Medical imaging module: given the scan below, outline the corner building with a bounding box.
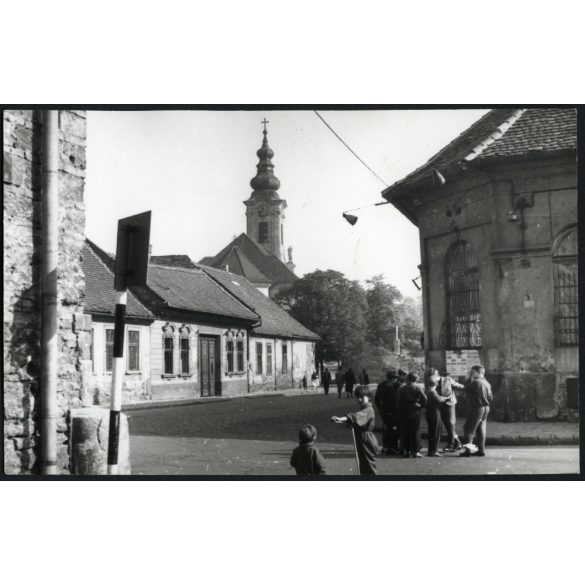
[383,108,578,422]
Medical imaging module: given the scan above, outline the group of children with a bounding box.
[290,365,493,475]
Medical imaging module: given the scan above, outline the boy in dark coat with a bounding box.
[397,372,427,458]
[374,369,400,454]
[332,385,379,475]
[290,424,327,475]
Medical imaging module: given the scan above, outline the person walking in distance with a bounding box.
[322,367,332,395]
[397,372,427,458]
[331,385,379,475]
[374,369,400,455]
[345,367,357,398]
[460,365,493,457]
[335,366,345,398]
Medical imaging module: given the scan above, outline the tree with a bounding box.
[364,274,403,348]
[275,270,367,367]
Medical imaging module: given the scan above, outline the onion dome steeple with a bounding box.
[249,119,281,199]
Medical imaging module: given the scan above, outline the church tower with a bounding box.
[244,119,287,261]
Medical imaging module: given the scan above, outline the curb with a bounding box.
[122,388,320,412]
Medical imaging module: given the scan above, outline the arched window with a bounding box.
[179,325,191,374]
[162,323,175,375]
[445,240,482,349]
[553,226,578,346]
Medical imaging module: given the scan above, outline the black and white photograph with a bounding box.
[3,106,580,478]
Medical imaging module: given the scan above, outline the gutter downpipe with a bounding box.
[40,110,59,475]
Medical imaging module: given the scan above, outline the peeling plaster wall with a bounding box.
[415,157,578,421]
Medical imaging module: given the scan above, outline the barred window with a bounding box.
[553,226,578,346]
[256,342,263,374]
[282,342,288,374]
[127,330,140,371]
[266,343,273,375]
[445,240,482,349]
[180,326,191,374]
[105,329,114,373]
[163,324,175,375]
[236,338,244,372]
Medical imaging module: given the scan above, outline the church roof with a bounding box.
[200,264,320,340]
[382,108,577,201]
[199,233,297,286]
[82,240,154,320]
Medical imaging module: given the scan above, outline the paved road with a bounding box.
[128,393,580,476]
[131,435,579,476]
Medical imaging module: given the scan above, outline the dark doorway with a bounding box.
[200,336,220,397]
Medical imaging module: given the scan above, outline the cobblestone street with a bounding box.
[127,393,580,475]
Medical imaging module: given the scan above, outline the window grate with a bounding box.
[445,241,482,349]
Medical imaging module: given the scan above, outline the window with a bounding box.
[163,324,175,375]
[226,339,235,373]
[256,342,263,374]
[266,343,273,375]
[127,330,140,371]
[282,342,288,373]
[259,222,269,243]
[105,329,114,372]
[180,326,191,374]
[553,226,578,346]
[236,339,244,372]
[444,240,482,349]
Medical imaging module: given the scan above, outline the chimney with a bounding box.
[221,264,230,272]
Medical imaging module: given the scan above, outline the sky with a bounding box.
[84,109,489,297]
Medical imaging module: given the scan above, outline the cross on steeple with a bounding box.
[261,118,269,133]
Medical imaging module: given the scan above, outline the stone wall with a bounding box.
[4,110,89,474]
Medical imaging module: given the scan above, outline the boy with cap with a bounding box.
[290,424,327,475]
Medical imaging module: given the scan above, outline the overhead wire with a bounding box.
[313,110,390,188]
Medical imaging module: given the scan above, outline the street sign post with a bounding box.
[107,211,151,475]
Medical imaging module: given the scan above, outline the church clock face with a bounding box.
[258,205,269,217]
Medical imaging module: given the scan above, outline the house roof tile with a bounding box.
[200,264,319,340]
[83,240,155,320]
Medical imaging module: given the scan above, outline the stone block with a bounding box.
[70,407,131,475]
[59,111,87,140]
[73,312,92,332]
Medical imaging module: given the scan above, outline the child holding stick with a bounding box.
[331,385,379,475]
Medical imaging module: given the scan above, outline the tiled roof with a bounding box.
[383,108,577,199]
[82,240,154,320]
[150,255,197,269]
[200,264,320,340]
[146,264,259,321]
[478,108,576,159]
[199,233,297,285]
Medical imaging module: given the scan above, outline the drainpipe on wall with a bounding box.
[40,110,59,475]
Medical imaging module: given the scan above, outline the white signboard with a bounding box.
[444,350,480,377]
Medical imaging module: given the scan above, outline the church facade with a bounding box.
[383,108,578,422]
[199,122,297,299]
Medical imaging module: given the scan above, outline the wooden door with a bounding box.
[200,337,220,397]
